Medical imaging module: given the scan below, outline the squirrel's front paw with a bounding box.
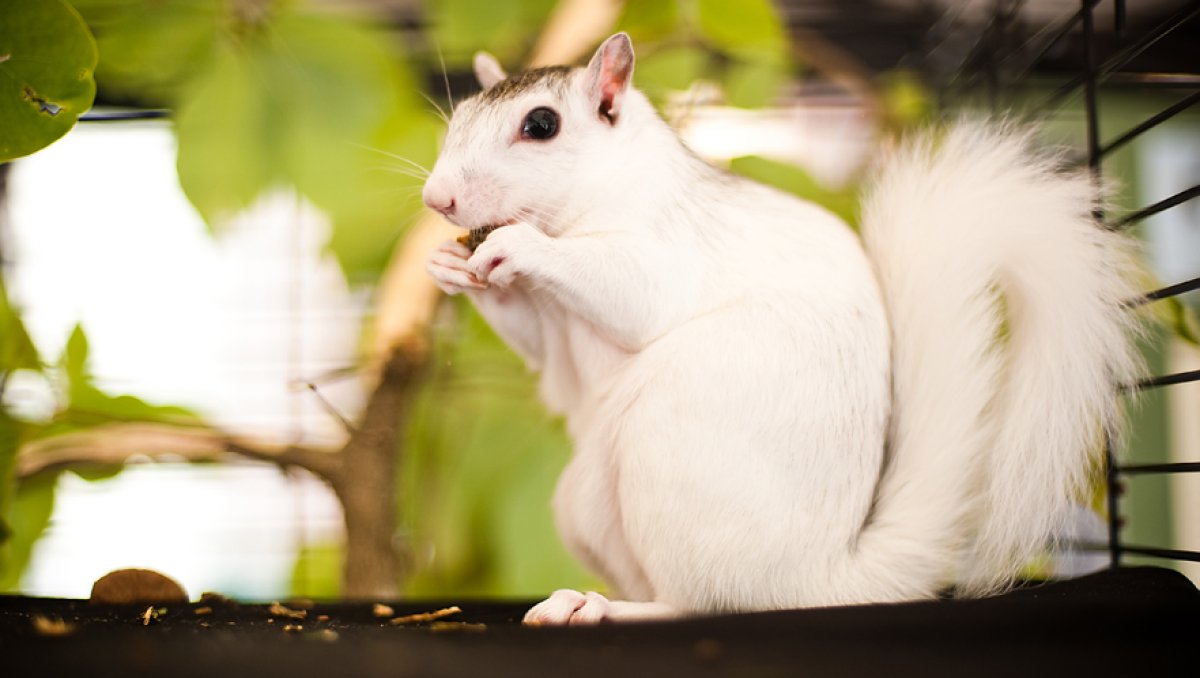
[467,222,549,288]
[426,240,487,295]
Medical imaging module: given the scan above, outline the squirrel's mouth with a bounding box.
[456,216,520,252]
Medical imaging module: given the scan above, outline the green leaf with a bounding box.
[0,411,22,544]
[0,0,98,161]
[402,300,597,597]
[75,0,221,103]
[634,46,708,98]
[173,9,432,278]
[174,41,278,224]
[52,324,199,430]
[69,465,124,482]
[290,541,343,599]
[724,54,787,108]
[1158,296,1200,346]
[695,0,786,58]
[0,472,58,592]
[880,69,934,130]
[427,0,557,67]
[731,155,861,228]
[62,323,89,389]
[617,0,681,44]
[0,277,40,372]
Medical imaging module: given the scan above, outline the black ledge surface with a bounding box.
[2,566,1196,677]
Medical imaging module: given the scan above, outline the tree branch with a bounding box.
[15,422,341,483]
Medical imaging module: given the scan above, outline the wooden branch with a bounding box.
[15,423,341,483]
[368,213,459,367]
[333,345,426,598]
[529,0,623,66]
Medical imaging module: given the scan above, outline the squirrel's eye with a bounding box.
[521,107,559,141]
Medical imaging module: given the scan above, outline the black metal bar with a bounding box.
[1119,461,1200,475]
[1139,276,1200,304]
[1079,0,1121,570]
[1002,7,1084,75]
[1119,545,1200,563]
[79,110,170,122]
[1044,1,1200,106]
[1105,434,1122,569]
[1100,90,1200,157]
[1106,72,1200,87]
[1110,184,1200,229]
[1134,369,1200,391]
[1082,0,1102,176]
[1097,1,1200,78]
[1074,542,1200,563]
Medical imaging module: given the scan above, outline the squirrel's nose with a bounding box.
[423,186,457,217]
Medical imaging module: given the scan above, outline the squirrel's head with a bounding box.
[422,33,640,235]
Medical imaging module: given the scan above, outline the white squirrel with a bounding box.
[423,33,1143,625]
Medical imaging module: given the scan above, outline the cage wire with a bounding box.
[939,0,1200,568]
[1076,0,1200,569]
[71,0,1200,575]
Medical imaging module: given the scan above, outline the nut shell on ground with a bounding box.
[89,568,188,605]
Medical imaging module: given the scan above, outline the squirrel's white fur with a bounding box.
[423,34,1143,624]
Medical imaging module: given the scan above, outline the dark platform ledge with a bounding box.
[2,567,1196,677]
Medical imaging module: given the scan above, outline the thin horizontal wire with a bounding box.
[80,110,170,122]
[1133,369,1200,391]
[1100,89,1200,156]
[1138,276,1200,304]
[1103,73,1200,87]
[1073,542,1200,563]
[1119,461,1200,475]
[1096,0,1200,75]
[1109,184,1200,229]
[1117,545,1200,563]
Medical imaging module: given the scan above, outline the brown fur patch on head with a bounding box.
[478,65,575,103]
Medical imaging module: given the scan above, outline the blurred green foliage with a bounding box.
[1,268,198,590]
[73,0,439,281]
[428,0,558,67]
[0,0,97,161]
[618,0,790,108]
[0,277,47,588]
[731,156,860,228]
[400,299,599,598]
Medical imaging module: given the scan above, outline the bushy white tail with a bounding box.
[859,121,1143,596]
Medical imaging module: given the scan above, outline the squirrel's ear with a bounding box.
[473,52,507,90]
[584,32,634,125]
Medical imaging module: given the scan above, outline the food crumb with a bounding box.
[32,615,75,637]
[316,614,330,622]
[268,602,307,620]
[389,606,462,626]
[372,603,394,618]
[193,607,212,616]
[283,624,303,633]
[198,592,235,606]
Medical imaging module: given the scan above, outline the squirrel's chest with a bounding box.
[531,289,629,416]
